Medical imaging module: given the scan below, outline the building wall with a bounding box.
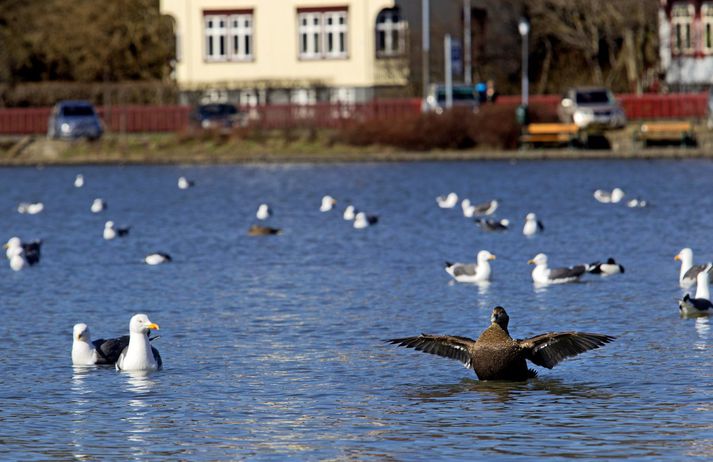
[161,0,407,100]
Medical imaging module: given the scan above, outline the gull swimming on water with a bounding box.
[444,250,496,283]
[522,213,544,236]
[103,221,130,240]
[115,314,163,372]
[256,204,272,220]
[17,202,44,214]
[178,176,195,189]
[679,264,713,316]
[72,323,159,366]
[436,193,458,209]
[74,174,84,188]
[320,195,336,212]
[675,248,713,288]
[593,188,625,204]
[353,212,378,229]
[529,253,591,284]
[144,252,172,265]
[91,198,106,213]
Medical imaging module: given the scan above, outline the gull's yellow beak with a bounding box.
[674,254,681,261]
[489,254,496,260]
[146,323,160,330]
[528,259,535,265]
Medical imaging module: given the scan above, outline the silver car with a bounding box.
[557,87,626,130]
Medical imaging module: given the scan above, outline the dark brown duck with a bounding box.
[387,306,614,381]
[248,225,282,236]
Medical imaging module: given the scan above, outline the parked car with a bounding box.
[557,87,627,130]
[423,83,479,114]
[190,103,248,130]
[47,100,104,140]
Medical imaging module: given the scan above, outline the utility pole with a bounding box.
[463,0,471,84]
[421,0,430,110]
[445,34,453,109]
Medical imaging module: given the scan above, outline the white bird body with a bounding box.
[5,237,21,259]
[320,195,336,212]
[523,213,543,236]
[144,253,171,265]
[256,204,271,220]
[74,174,84,188]
[529,253,587,285]
[696,268,710,300]
[611,188,625,203]
[9,251,26,271]
[445,250,496,283]
[594,188,625,204]
[343,205,356,220]
[437,192,458,209]
[178,176,194,189]
[103,221,116,240]
[116,314,161,372]
[461,199,476,218]
[18,202,44,214]
[353,212,378,229]
[72,323,98,366]
[91,199,106,213]
[627,198,647,208]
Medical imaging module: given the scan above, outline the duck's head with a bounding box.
[490,306,509,329]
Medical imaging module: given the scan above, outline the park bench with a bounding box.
[634,121,696,148]
[519,123,581,148]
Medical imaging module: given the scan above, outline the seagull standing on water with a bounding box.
[115,314,162,372]
[387,306,615,381]
[444,250,496,283]
[523,213,544,236]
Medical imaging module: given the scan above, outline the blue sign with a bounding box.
[451,40,463,78]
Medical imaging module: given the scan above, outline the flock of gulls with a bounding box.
[386,188,707,381]
[4,175,707,381]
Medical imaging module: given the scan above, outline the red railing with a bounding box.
[0,94,708,135]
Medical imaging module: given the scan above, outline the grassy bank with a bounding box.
[1,126,713,166]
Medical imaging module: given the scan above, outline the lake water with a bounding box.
[0,160,712,460]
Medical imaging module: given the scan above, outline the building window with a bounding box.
[204,11,254,62]
[671,3,695,54]
[703,3,713,53]
[298,8,348,59]
[376,8,406,57]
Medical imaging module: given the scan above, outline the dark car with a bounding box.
[47,100,104,140]
[423,83,479,114]
[190,103,247,130]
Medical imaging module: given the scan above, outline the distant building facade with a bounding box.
[160,0,411,104]
[660,0,713,90]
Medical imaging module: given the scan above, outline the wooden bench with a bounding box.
[634,121,696,147]
[519,123,581,148]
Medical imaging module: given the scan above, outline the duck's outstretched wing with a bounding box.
[386,334,476,368]
[518,332,615,369]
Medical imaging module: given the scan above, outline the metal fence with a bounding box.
[0,94,708,135]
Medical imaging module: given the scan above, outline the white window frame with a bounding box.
[703,3,713,53]
[298,10,348,60]
[376,9,406,57]
[671,3,695,54]
[204,11,254,62]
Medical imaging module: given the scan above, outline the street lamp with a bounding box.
[517,17,530,125]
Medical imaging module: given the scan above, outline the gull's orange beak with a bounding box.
[674,254,681,261]
[146,323,159,330]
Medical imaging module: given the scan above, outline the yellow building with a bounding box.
[160,0,409,104]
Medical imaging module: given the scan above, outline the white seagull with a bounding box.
[74,174,84,188]
[529,253,590,285]
[178,176,195,189]
[444,250,496,283]
[343,205,357,220]
[144,252,172,265]
[91,198,106,213]
[115,314,162,372]
[320,195,337,212]
[17,202,44,214]
[436,192,459,209]
[679,264,713,316]
[256,204,272,220]
[353,212,379,229]
[675,248,713,288]
[522,213,544,236]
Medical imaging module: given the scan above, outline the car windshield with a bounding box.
[199,104,237,117]
[61,105,95,116]
[436,87,476,102]
[575,90,611,105]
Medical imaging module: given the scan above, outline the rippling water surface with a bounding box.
[1,160,712,460]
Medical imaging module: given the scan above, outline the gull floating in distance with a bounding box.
[529,253,591,285]
[17,202,44,215]
[144,252,172,265]
[91,198,106,213]
[523,213,544,236]
[72,323,158,366]
[103,221,130,240]
[256,203,272,220]
[473,199,499,216]
[445,250,496,283]
[436,192,459,209]
[475,218,509,232]
[593,188,625,204]
[115,314,163,372]
[353,212,378,229]
[4,237,41,265]
[178,176,195,189]
[461,199,476,218]
[320,195,337,212]
[74,174,84,188]
[387,306,615,381]
[343,204,357,221]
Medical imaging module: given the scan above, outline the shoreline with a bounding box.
[1,134,712,166]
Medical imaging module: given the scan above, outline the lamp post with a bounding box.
[517,17,530,125]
